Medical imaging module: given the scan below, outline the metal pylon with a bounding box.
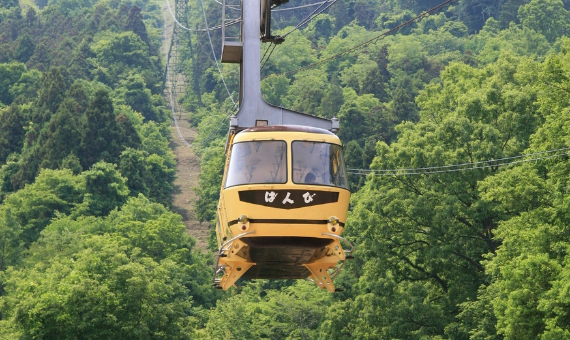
[220,0,338,132]
[166,0,202,112]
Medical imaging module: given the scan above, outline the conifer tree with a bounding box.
[80,89,123,168]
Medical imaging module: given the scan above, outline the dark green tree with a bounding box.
[68,38,95,80]
[0,161,19,199]
[80,89,123,168]
[125,6,150,47]
[0,0,18,8]
[390,75,418,122]
[3,168,84,246]
[518,0,570,42]
[0,105,25,164]
[499,0,532,27]
[119,148,149,198]
[37,98,83,169]
[14,33,35,63]
[26,38,52,71]
[79,161,129,217]
[0,62,26,105]
[338,104,366,143]
[361,65,389,101]
[8,68,41,103]
[144,153,175,205]
[35,67,68,123]
[117,73,160,121]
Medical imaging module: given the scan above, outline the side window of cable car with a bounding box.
[225,141,287,187]
[292,141,348,189]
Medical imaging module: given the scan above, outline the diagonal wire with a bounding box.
[166,0,241,32]
[261,43,277,70]
[275,0,459,77]
[164,4,237,148]
[260,42,274,64]
[350,147,570,173]
[199,0,237,106]
[280,0,338,38]
[347,149,570,176]
[271,1,329,12]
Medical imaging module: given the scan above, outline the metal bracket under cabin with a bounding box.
[319,232,355,280]
[220,0,340,133]
[213,231,255,289]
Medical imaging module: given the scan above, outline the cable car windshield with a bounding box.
[292,141,348,189]
[225,141,287,187]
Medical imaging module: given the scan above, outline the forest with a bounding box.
[1,0,570,338]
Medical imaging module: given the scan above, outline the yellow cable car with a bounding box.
[214,125,352,292]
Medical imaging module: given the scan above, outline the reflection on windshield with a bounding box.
[292,142,348,189]
[225,141,287,187]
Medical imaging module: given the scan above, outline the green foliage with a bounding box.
[0,1,210,337]
[194,139,224,223]
[79,161,129,217]
[8,68,41,103]
[15,33,35,63]
[518,0,570,43]
[119,148,149,198]
[113,72,162,122]
[91,31,161,93]
[80,89,127,168]
[0,207,22,270]
[4,0,570,337]
[0,0,18,9]
[144,153,176,205]
[0,193,216,338]
[0,62,26,105]
[282,69,330,115]
[205,281,331,338]
[261,74,289,106]
[4,168,84,246]
[2,234,198,339]
[37,98,83,170]
[0,105,25,164]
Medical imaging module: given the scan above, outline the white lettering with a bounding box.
[303,192,316,204]
[282,192,294,205]
[265,191,278,203]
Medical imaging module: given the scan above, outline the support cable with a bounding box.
[280,0,338,38]
[164,0,237,148]
[199,0,237,106]
[275,0,459,77]
[167,0,241,32]
[347,147,570,176]
[271,1,330,12]
[261,43,277,70]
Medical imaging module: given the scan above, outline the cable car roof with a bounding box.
[240,125,335,135]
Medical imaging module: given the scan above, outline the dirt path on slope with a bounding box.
[169,120,211,251]
[162,5,210,251]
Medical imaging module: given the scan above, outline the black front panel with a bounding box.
[238,189,339,210]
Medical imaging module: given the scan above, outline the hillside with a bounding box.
[162,4,209,250]
[2,0,570,338]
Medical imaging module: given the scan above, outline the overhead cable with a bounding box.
[261,43,277,70]
[280,0,340,38]
[211,0,241,9]
[199,0,237,106]
[347,147,570,176]
[166,0,240,32]
[164,0,237,148]
[277,0,459,76]
[271,1,330,12]
[260,0,338,69]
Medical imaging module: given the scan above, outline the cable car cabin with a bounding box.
[214,125,352,292]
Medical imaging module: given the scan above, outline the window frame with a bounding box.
[291,141,348,189]
[224,140,288,188]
